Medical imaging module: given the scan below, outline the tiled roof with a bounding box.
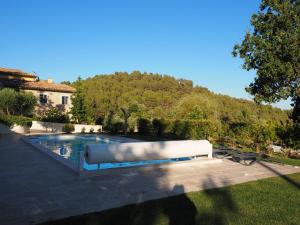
[0,80,75,93]
[0,67,37,78]
[21,80,76,93]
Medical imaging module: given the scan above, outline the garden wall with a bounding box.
[30,121,102,133]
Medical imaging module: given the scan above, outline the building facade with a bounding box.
[0,68,75,115]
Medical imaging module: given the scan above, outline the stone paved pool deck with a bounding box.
[0,134,299,225]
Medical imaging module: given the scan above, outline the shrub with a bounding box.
[152,119,167,137]
[156,119,219,140]
[0,114,32,127]
[110,121,124,133]
[97,128,102,133]
[62,123,75,133]
[39,108,69,123]
[90,128,94,133]
[137,118,151,135]
[95,116,104,125]
[170,120,190,139]
[188,120,219,140]
[103,112,124,133]
[81,127,86,133]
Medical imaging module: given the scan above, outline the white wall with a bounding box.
[31,121,102,133]
[24,90,73,114]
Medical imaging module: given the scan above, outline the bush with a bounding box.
[137,118,151,135]
[152,119,219,140]
[90,128,94,133]
[169,120,190,139]
[110,121,124,133]
[62,123,75,133]
[152,119,167,137]
[95,116,104,125]
[188,120,219,140]
[0,114,32,127]
[39,108,69,123]
[81,127,86,133]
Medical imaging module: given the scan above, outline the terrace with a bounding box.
[0,132,299,225]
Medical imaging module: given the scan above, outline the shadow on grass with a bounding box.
[257,161,300,189]
[39,177,239,225]
[196,176,238,225]
[163,185,197,225]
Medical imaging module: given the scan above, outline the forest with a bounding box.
[68,71,299,150]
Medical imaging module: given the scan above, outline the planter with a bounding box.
[11,124,31,134]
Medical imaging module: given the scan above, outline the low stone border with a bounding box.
[80,157,223,177]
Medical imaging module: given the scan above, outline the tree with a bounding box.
[0,88,18,115]
[60,81,71,85]
[70,77,87,123]
[120,104,138,133]
[16,91,36,116]
[233,0,300,123]
[0,89,36,116]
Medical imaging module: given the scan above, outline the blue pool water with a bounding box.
[29,135,191,170]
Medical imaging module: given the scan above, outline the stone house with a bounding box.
[0,68,75,115]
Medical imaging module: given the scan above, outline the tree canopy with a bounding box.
[0,88,36,116]
[233,0,300,123]
[70,77,88,123]
[77,71,288,122]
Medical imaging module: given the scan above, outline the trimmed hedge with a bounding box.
[0,114,32,127]
[137,118,218,140]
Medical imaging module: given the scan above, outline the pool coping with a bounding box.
[22,136,80,174]
[21,134,223,177]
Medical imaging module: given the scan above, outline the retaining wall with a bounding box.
[30,121,102,133]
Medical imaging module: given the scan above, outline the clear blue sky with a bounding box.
[0,0,290,109]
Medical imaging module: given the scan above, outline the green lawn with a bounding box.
[270,156,300,166]
[40,173,300,225]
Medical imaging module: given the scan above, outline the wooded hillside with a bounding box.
[69,71,297,149]
[77,71,288,122]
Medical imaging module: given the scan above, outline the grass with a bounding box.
[269,155,300,166]
[40,173,300,225]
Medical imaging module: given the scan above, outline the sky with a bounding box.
[0,0,291,109]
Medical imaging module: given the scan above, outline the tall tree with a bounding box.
[233,0,300,123]
[120,104,139,133]
[70,77,87,123]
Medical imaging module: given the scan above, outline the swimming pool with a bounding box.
[28,135,191,171]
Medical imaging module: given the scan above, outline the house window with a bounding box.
[39,94,47,104]
[62,96,68,105]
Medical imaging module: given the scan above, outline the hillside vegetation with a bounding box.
[70,71,297,150]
